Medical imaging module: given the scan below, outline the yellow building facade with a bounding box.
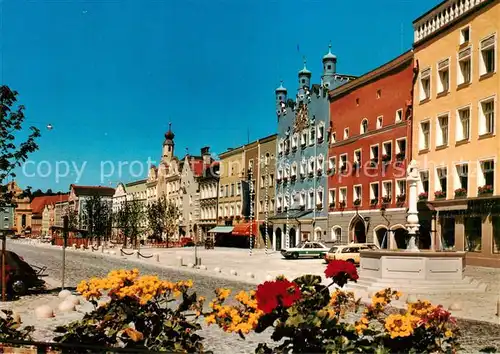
[412,0,500,267]
[218,146,245,226]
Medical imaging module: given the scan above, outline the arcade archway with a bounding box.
[275,228,282,251]
[349,215,366,243]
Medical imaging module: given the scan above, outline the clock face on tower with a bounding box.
[293,104,308,133]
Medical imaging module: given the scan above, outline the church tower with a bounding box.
[321,42,337,89]
[275,80,287,117]
[297,57,311,101]
[162,123,175,163]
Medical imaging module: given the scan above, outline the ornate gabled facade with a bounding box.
[198,154,220,242]
[6,181,32,234]
[272,44,356,250]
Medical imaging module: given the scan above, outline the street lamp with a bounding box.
[262,154,270,255]
[249,161,254,256]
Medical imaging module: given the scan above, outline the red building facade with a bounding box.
[327,51,416,249]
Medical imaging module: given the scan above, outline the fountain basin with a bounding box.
[360,250,466,281]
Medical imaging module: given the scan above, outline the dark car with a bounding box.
[1,251,46,296]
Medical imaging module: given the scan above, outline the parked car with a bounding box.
[324,243,379,264]
[281,241,330,259]
[0,251,46,296]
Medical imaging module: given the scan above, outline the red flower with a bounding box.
[255,279,301,314]
[324,260,359,287]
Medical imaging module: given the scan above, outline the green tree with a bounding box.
[0,86,40,207]
[146,195,180,247]
[81,195,112,245]
[113,199,145,248]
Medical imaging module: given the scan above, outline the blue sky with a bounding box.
[2,0,437,192]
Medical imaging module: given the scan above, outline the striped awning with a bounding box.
[208,226,234,234]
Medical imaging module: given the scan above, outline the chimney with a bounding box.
[201,146,211,165]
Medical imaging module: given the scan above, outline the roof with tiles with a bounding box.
[70,185,116,197]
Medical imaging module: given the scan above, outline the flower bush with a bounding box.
[54,269,207,353]
[205,260,459,353]
[0,310,33,342]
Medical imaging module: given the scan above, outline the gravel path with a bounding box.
[5,243,500,353]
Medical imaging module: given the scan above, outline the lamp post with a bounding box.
[285,159,290,249]
[263,154,270,255]
[249,161,254,256]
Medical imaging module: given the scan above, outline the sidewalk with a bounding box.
[11,240,500,325]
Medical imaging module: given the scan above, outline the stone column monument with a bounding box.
[406,160,420,252]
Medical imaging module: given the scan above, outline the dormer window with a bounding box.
[330,132,336,144]
[344,128,349,139]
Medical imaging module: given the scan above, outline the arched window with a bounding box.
[317,154,324,172]
[361,119,369,134]
[331,226,342,242]
[265,153,270,166]
[314,227,322,241]
[291,162,298,177]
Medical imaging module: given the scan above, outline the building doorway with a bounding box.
[289,228,297,247]
[275,228,282,251]
[350,216,366,243]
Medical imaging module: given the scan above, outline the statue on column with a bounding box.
[406,160,420,252]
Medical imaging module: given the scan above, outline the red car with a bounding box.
[0,251,46,297]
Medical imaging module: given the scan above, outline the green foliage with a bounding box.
[113,198,145,247]
[0,85,40,208]
[146,195,180,245]
[80,194,113,240]
[0,310,34,341]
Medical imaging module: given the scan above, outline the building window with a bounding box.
[437,114,449,147]
[479,98,495,136]
[376,89,381,99]
[478,160,495,194]
[460,26,470,45]
[330,132,336,144]
[301,131,307,146]
[340,154,347,173]
[331,227,341,242]
[328,156,336,174]
[300,159,306,176]
[435,167,448,198]
[236,182,241,196]
[465,217,482,252]
[382,181,392,201]
[382,141,392,162]
[377,116,383,129]
[317,124,325,143]
[419,171,429,195]
[437,58,450,94]
[339,187,347,204]
[370,144,379,166]
[316,188,324,208]
[355,98,359,106]
[230,183,235,197]
[300,191,305,206]
[354,149,361,164]
[370,183,379,204]
[360,119,368,134]
[317,155,324,172]
[480,34,496,76]
[455,164,468,195]
[308,157,315,175]
[395,109,403,123]
[291,162,298,177]
[419,68,431,101]
[395,138,406,160]
[396,180,406,198]
[278,140,284,155]
[309,126,316,146]
[420,121,430,150]
[353,185,362,205]
[328,189,336,207]
[457,107,470,141]
[291,133,298,150]
[343,128,349,139]
[308,190,314,209]
[458,47,471,85]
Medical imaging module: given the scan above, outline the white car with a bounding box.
[280,241,330,259]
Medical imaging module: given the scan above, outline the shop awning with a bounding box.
[232,221,262,236]
[207,226,234,234]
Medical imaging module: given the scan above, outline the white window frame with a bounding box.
[454,162,469,192]
[360,118,368,134]
[300,190,306,206]
[419,119,431,151]
[353,185,362,205]
[309,126,315,146]
[435,166,448,195]
[300,158,306,176]
[436,113,450,147]
[328,156,336,174]
[419,170,429,194]
[278,139,284,154]
[343,128,349,140]
[382,180,393,200]
[396,179,406,197]
[340,153,348,172]
[419,67,431,101]
[317,123,325,142]
[354,149,361,164]
[395,109,403,123]
[330,132,336,144]
[382,140,392,160]
[376,115,383,129]
[479,33,496,77]
[395,137,407,157]
[478,95,496,136]
[328,188,336,206]
[317,154,324,172]
[316,187,324,207]
[437,58,450,95]
[308,189,315,209]
[456,104,471,142]
[477,158,496,191]
[291,162,298,177]
[460,25,471,45]
[370,144,379,162]
[457,46,472,86]
[339,187,347,203]
[308,156,315,174]
[292,133,299,149]
[301,131,307,146]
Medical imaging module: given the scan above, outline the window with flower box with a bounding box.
[339,187,347,208]
[353,185,362,206]
[370,144,379,167]
[395,138,406,161]
[340,154,347,173]
[396,180,406,204]
[454,164,468,198]
[382,141,392,163]
[370,182,379,206]
[419,171,429,200]
[435,167,447,199]
[478,160,494,196]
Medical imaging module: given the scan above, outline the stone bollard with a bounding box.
[155,254,160,262]
[230,269,238,276]
[177,256,184,267]
[448,302,462,311]
[58,301,76,312]
[66,295,80,306]
[58,289,71,299]
[187,263,195,268]
[406,294,418,304]
[35,305,54,319]
[199,265,207,270]
[246,272,255,279]
[214,267,221,273]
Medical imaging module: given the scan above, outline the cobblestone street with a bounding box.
[4,242,500,353]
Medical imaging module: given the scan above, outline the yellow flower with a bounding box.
[384,314,417,339]
[216,288,231,300]
[205,315,216,324]
[445,330,453,337]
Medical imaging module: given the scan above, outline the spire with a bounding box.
[298,56,311,75]
[322,41,337,61]
[165,122,175,140]
[275,80,287,93]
